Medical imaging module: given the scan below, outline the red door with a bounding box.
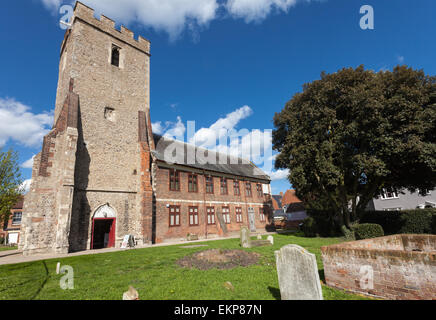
[91,218,116,249]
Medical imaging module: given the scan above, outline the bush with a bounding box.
[306,209,340,237]
[301,217,317,237]
[353,224,384,240]
[432,215,436,234]
[341,225,355,241]
[360,209,436,235]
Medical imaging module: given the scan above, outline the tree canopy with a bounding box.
[0,149,23,222]
[273,65,436,228]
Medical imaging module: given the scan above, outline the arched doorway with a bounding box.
[91,204,116,250]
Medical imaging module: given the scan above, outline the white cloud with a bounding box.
[41,0,62,12]
[39,0,321,40]
[190,105,253,148]
[42,0,219,41]
[22,155,36,169]
[0,98,53,148]
[20,179,32,194]
[153,117,186,138]
[164,116,186,138]
[226,0,298,23]
[267,168,289,181]
[154,105,287,179]
[152,121,165,135]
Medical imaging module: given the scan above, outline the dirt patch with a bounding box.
[177,249,261,270]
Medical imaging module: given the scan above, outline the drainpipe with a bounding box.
[242,178,249,228]
[203,170,208,239]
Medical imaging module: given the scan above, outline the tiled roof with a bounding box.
[286,202,306,213]
[271,195,283,210]
[282,189,302,206]
[152,134,271,181]
[12,196,24,210]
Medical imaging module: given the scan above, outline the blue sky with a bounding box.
[0,0,435,194]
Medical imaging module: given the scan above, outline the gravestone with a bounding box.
[267,236,274,245]
[240,227,250,248]
[257,235,262,240]
[275,244,323,300]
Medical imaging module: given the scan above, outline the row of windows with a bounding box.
[168,206,266,227]
[169,170,264,197]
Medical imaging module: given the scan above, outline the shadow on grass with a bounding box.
[268,286,281,300]
[318,269,325,282]
[30,261,49,300]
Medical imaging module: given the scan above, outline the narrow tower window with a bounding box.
[111,46,120,67]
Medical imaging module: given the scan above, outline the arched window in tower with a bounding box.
[111,45,120,67]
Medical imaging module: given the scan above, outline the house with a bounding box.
[367,188,436,211]
[272,190,307,229]
[20,2,272,256]
[0,197,23,245]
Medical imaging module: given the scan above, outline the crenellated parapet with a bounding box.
[72,1,150,55]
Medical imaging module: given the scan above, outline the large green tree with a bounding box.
[273,65,436,229]
[0,149,23,223]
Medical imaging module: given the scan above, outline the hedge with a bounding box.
[301,217,317,237]
[360,209,436,235]
[306,209,340,237]
[353,223,384,240]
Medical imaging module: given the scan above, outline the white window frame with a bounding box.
[12,212,22,225]
[380,188,399,200]
[222,207,231,224]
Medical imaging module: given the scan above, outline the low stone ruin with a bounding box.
[321,234,436,300]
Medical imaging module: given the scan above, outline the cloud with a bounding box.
[397,55,405,64]
[39,0,320,40]
[22,155,36,169]
[190,105,253,148]
[154,105,287,179]
[20,179,32,194]
[226,0,298,23]
[267,168,289,181]
[153,117,186,138]
[41,0,219,41]
[0,98,53,148]
[41,0,62,12]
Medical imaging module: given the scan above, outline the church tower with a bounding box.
[20,2,155,255]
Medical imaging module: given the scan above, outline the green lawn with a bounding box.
[0,234,370,300]
[0,246,17,252]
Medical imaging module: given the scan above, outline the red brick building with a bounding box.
[0,197,23,245]
[152,135,273,243]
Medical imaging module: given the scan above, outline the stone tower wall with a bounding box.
[21,1,154,254]
[64,2,153,249]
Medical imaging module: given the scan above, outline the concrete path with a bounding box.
[0,232,276,266]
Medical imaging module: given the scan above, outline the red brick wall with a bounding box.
[1,208,22,243]
[321,235,436,300]
[154,166,271,243]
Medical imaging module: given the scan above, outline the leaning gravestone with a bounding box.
[216,210,228,234]
[240,227,251,248]
[275,244,323,300]
[267,235,274,245]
